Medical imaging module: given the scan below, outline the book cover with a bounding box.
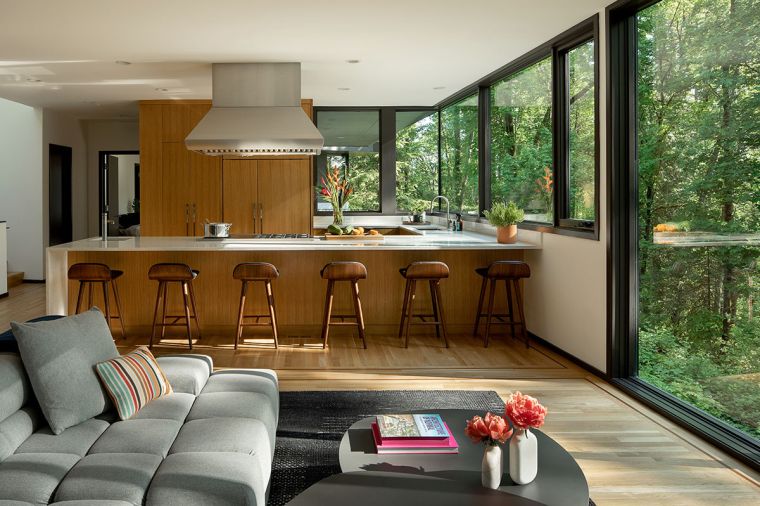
[371,422,459,454]
[376,414,450,439]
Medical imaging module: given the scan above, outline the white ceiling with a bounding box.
[0,0,610,119]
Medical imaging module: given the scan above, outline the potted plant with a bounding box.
[409,200,428,223]
[484,201,524,244]
[317,164,353,226]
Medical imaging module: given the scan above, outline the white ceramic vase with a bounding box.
[509,428,538,484]
[481,444,503,489]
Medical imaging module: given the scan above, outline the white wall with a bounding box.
[82,120,139,236]
[115,154,140,215]
[43,109,88,249]
[0,98,44,280]
[522,10,608,373]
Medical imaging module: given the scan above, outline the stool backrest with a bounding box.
[321,261,368,280]
[405,261,450,279]
[148,263,194,281]
[233,262,279,280]
[487,261,530,279]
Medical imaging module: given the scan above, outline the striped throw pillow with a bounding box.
[95,346,173,420]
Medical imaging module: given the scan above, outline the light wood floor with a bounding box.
[2,282,758,505]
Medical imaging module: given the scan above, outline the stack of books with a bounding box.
[371,414,459,454]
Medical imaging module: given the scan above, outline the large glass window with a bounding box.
[440,94,479,215]
[567,40,596,221]
[396,110,439,212]
[635,0,759,440]
[316,110,380,212]
[490,57,553,223]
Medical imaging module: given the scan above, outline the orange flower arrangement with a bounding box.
[505,391,548,430]
[465,412,513,445]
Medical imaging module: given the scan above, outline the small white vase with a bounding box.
[509,428,538,484]
[481,444,503,490]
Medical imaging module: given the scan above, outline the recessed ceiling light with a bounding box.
[155,87,168,92]
[26,77,42,83]
[49,85,62,91]
[337,87,351,91]
[433,86,446,90]
[346,59,360,64]
[115,60,131,65]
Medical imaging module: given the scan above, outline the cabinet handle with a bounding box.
[259,203,264,232]
[185,204,190,236]
[192,203,197,236]
[252,202,257,234]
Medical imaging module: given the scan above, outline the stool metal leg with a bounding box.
[434,280,449,348]
[88,283,94,310]
[321,280,334,349]
[398,280,411,340]
[265,280,279,348]
[513,278,529,348]
[352,280,367,349]
[403,280,416,349]
[473,277,487,336]
[484,279,496,348]
[101,282,111,337]
[187,281,202,340]
[235,281,248,350]
[160,282,169,340]
[429,280,440,339]
[505,279,516,340]
[111,280,126,339]
[75,282,85,314]
[181,281,193,350]
[149,281,164,349]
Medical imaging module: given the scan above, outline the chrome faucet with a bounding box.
[430,196,452,230]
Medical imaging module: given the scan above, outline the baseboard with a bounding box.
[528,332,608,379]
[22,279,45,284]
[0,292,8,299]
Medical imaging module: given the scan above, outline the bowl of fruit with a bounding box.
[325,225,383,240]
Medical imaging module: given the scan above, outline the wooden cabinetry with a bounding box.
[223,158,312,235]
[140,99,313,236]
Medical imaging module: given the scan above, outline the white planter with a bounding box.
[509,428,538,484]
[481,444,503,489]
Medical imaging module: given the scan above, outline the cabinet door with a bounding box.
[161,143,193,236]
[222,160,259,236]
[188,150,222,236]
[162,103,211,142]
[257,159,312,234]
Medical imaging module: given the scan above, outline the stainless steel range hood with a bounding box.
[185,63,323,156]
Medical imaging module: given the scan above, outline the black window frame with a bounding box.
[606,0,760,468]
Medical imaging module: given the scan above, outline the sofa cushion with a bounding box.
[0,354,32,424]
[187,392,276,442]
[55,453,161,505]
[0,407,42,461]
[88,419,180,458]
[95,346,173,420]
[0,452,80,504]
[169,418,273,479]
[146,452,266,506]
[155,356,211,395]
[132,392,195,422]
[16,418,109,458]
[50,502,134,506]
[203,370,279,419]
[10,309,119,434]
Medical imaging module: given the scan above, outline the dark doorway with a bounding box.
[98,150,140,236]
[49,144,72,246]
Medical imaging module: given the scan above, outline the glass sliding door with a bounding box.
[634,0,759,440]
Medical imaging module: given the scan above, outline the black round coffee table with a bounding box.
[335,409,589,506]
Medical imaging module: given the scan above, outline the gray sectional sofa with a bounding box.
[0,352,279,505]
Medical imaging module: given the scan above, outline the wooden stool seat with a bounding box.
[149,263,201,350]
[320,261,367,349]
[473,260,530,348]
[398,261,449,348]
[233,262,279,281]
[67,263,126,339]
[321,261,368,281]
[233,263,280,349]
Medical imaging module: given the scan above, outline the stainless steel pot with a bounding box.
[204,222,232,238]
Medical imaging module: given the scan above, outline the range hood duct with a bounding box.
[185,63,323,156]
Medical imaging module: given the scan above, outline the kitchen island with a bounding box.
[47,229,540,337]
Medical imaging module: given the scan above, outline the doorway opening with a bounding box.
[49,144,72,246]
[98,151,140,236]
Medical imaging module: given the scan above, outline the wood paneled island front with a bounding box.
[47,232,540,339]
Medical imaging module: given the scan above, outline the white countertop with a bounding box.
[49,228,540,252]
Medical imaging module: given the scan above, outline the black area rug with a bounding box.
[268,390,506,505]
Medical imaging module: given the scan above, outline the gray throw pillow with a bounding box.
[11,308,119,434]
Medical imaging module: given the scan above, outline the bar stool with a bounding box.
[67,263,126,339]
[148,263,201,349]
[320,261,367,349]
[233,262,280,349]
[473,260,531,348]
[398,261,449,349]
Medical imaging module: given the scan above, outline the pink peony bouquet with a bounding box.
[465,412,513,445]
[505,391,548,430]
